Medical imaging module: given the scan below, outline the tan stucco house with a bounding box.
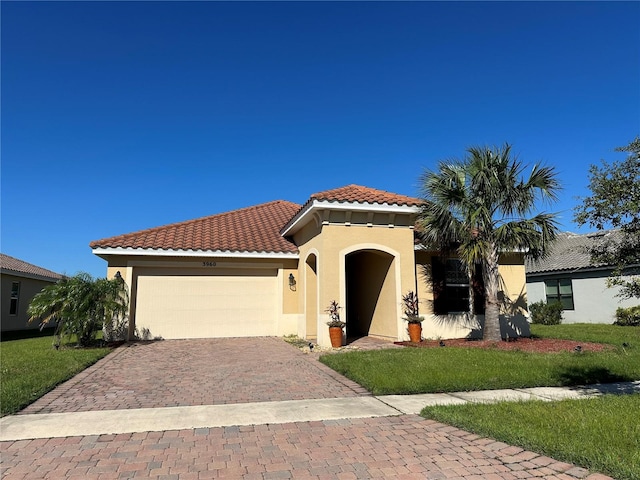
[0,254,63,334]
[91,185,529,346]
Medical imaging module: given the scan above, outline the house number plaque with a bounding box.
[202,261,217,267]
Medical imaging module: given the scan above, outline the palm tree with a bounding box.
[28,272,128,347]
[93,276,130,342]
[418,144,560,341]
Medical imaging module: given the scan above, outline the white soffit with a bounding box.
[281,200,420,236]
[92,247,299,259]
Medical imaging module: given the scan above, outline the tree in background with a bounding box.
[574,137,640,299]
[418,144,560,341]
[28,272,128,347]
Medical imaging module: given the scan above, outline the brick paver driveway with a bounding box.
[3,337,612,479]
[2,417,603,479]
[20,337,367,414]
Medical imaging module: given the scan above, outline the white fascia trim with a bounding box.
[92,247,299,259]
[281,200,419,236]
[413,244,527,253]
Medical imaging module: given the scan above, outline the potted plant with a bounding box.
[326,300,345,348]
[402,291,424,343]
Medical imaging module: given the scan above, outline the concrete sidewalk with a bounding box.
[379,380,640,415]
[2,380,637,442]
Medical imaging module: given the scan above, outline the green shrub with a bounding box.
[614,305,640,326]
[28,272,129,347]
[529,300,563,325]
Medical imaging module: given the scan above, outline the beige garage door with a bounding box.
[134,271,278,339]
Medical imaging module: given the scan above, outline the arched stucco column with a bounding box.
[303,250,319,341]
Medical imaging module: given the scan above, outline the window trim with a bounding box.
[544,278,574,310]
[9,281,20,316]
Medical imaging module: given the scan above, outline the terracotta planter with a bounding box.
[408,322,422,343]
[329,326,343,347]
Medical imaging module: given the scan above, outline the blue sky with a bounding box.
[2,1,639,278]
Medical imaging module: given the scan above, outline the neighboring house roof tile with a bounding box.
[0,254,62,281]
[90,200,301,254]
[309,184,422,206]
[526,230,623,274]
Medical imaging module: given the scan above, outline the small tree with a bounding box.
[574,137,640,299]
[418,144,560,341]
[28,272,128,347]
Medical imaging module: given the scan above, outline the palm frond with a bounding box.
[27,272,129,347]
[417,143,562,341]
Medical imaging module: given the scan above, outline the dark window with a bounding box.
[445,259,470,313]
[433,258,486,314]
[545,278,574,310]
[9,281,20,315]
[433,258,485,315]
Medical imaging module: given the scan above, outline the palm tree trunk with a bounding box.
[483,247,502,341]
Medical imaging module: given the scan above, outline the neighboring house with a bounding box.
[0,254,63,333]
[90,185,529,346]
[526,231,638,324]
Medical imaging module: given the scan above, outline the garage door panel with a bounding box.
[135,273,278,339]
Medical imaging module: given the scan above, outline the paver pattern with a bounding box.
[1,415,604,480]
[3,337,614,479]
[20,338,367,414]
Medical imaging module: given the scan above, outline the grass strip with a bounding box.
[1,335,110,416]
[319,325,640,395]
[320,345,639,395]
[531,323,640,346]
[421,394,640,480]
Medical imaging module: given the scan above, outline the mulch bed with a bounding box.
[395,337,611,353]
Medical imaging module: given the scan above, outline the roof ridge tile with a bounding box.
[310,184,422,206]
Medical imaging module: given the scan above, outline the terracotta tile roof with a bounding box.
[310,184,422,206]
[526,230,624,274]
[0,254,62,281]
[90,200,301,254]
[280,185,422,236]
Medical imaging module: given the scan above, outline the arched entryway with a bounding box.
[305,253,318,341]
[345,249,397,342]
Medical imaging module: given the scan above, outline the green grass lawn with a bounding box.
[319,324,640,395]
[422,394,640,480]
[1,335,110,416]
[531,323,639,345]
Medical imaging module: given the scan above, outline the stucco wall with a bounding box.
[497,254,528,316]
[104,255,300,339]
[1,274,57,332]
[527,270,639,324]
[329,225,417,317]
[295,221,417,346]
